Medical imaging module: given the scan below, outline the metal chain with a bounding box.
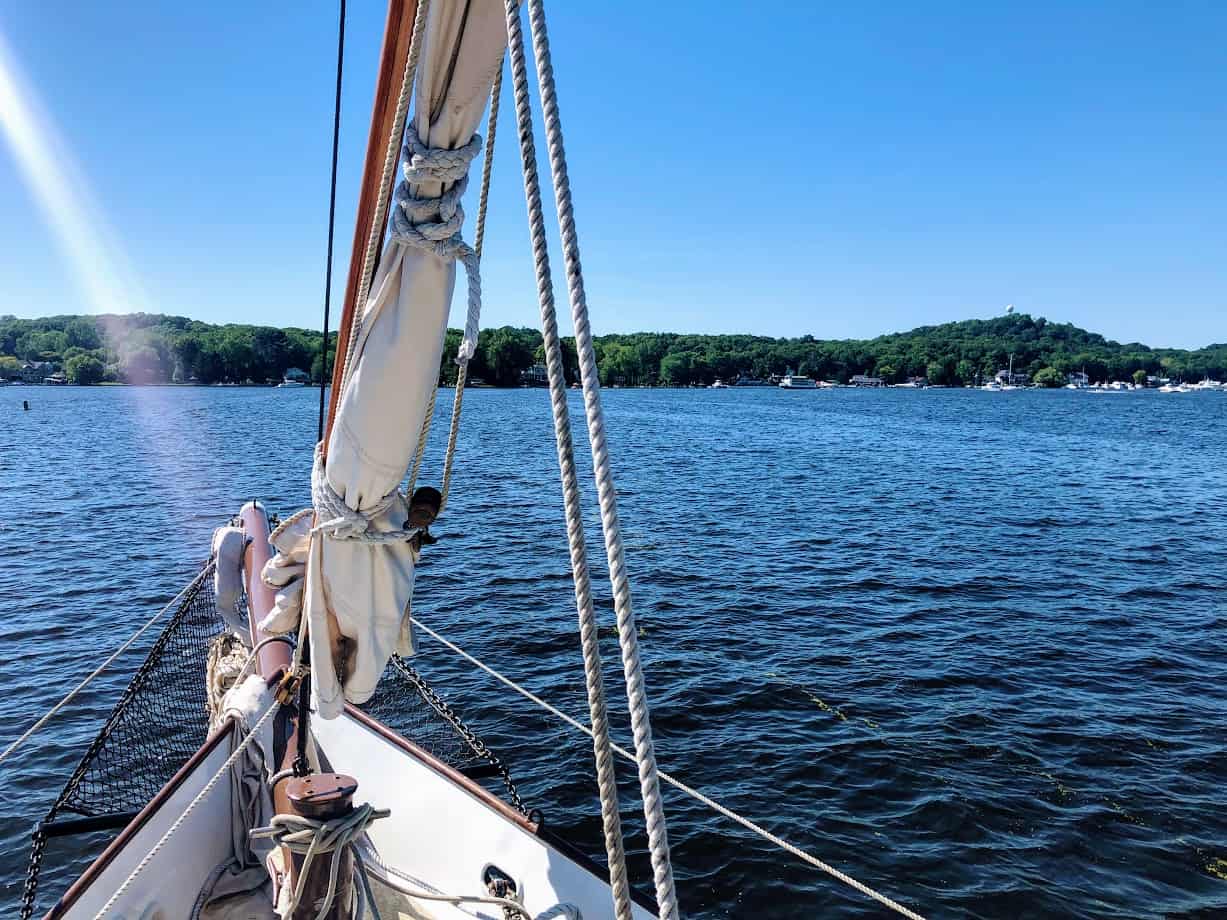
[391,656,528,816]
[19,829,47,920]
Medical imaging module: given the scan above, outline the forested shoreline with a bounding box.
[1,312,1223,387]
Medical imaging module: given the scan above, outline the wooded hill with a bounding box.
[1,312,1222,387]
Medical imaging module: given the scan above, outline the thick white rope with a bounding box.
[251,804,390,919]
[338,0,431,397]
[311,443,420,545]
[0,568,207,768]
[411,617,927,920]
[393,104,494,502]
[93,698,282,919]
[506,2,678,916]
[390,124,484,364]
[502,13,633,919]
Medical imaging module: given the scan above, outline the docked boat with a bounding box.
[10,4,925,920]
[779,370,817,389]
[276,378,307,388]
[708,378,729,389]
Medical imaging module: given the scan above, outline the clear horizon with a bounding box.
[0,2,1223,350]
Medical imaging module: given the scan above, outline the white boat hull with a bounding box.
[53,708,654,920]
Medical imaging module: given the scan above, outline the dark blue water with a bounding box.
[1,386,1224,918]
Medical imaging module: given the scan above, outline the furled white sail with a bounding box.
[307,2,506,718]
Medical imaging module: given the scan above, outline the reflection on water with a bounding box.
[1,386,1224,917]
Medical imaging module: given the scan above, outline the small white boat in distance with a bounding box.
[276,379,306,388]
[709,378,729,389]
[779,372,817,389]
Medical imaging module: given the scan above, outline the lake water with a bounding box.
[1,385,1224,918]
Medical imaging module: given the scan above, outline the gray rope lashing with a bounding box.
[251,804,390,920]
[510,2,680,916]
[338,0,432,397]
[390,120,485,499]
[311,443,420,544]
[390,123,484,359]
[502,9,633,920]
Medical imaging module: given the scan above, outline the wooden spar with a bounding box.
[323,0,420,453]
[239,502,319,912]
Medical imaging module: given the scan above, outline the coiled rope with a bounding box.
[251,804,390,920]
[411,616,927,920]
[390,125,483,363]
[393,118,484,499]
[409,63,504,508]
[504,1,678,916]
[0,566,208,768]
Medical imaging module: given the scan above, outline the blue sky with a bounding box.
[0,1,1223,348]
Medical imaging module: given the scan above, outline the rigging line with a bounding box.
[0,567,209,769]
[410,616,927,920]
[318,0,347,443]
[506,1,677,915]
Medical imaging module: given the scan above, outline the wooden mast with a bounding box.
[324,0,420,452]
[250,8,419,914]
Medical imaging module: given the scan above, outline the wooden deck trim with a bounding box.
[45,719,236,919]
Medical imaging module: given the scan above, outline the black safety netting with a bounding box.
[22,553,520,918]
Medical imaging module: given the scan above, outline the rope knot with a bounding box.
[310,444,420,545]
[390,123,484,364]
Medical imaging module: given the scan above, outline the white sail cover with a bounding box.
[307,1,506,718]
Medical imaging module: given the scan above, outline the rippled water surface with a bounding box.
[1,385,1225,918]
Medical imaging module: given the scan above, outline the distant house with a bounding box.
[519,364,548,387]
[45,371,67,385]
[284,367,309,383]
[995,369,1030,386]
[850,374,884,387]
[1066,371,1090,387]
[21,361,55,383]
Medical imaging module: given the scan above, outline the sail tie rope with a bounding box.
[412,616,927,920]
[504,1,676,917]
[390,123,484,365]
[408,65,503,508]
[310,444,420,544]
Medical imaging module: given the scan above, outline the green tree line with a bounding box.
[2,312,1223,387]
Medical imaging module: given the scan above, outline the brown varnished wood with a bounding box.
[324,0,419,452]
